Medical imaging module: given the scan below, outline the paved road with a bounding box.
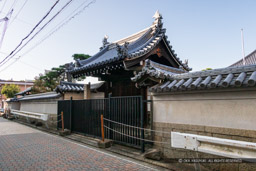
[0,117,162,171]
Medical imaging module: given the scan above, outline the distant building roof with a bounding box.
[133,63,256,93]
[69,11,191,78]
[0,80,34,86]
[230,49,256,67]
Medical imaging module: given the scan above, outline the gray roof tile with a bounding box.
[70,12,191,77]
[143,64,256,93]
[18,92,62,101]
[131,59,186,82]
[55,81,105,93]
[15,87,32,96]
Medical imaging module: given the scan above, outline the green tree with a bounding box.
[32,65,65,93]
[202,68,212,71]
[32,54,91,94]
[1,84,20,98]
[72,54,91,60]
[72,54,91,81]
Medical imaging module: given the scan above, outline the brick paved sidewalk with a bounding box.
[0,118,163,171]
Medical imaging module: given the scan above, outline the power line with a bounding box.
[0,10,38,27]
[0,0,74,68]
[0,0,61,66]
[0,51,42,72]
[0,9,13,49]
[0,55,20,73]
[0,0,96,73]
[22,0,96,57]
[9,0,29,25]
[19,60,43,71]
[0,0,7,14]
[7,0,18,14]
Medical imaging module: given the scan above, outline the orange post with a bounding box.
[61,111,64,131]
[101,114,104,142]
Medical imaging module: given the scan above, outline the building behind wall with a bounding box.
[230,49,256,67]
[7,81,106,129]
[133,61,256,169]
[0,80,34,109]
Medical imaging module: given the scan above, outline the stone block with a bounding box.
[198,132,212,137]
[231,135,254,143]
[200,163,220,171]
[171,128,184,133]
[205,126,256,138]
[97,139,112,148]
[238,163,256,171]
[163,127,172,133]
[143,149,163,161]
[219,163,239,171]
[154,135,162,142]
[163,132,171,138]
[183,130,199,135]
[59,129,71,136]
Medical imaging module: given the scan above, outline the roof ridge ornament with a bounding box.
[152,10,163,35]
[116,42,129,58]
[100,35,110,50]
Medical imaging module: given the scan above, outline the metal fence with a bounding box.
[58,96,144,150]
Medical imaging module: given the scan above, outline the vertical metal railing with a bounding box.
[140,96,145,152]
[70,97,72,132]
[57,96,144,149]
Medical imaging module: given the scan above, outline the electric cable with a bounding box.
[0,0,95,72]
[0,9,13,49]
[0,0,61,66]
[9,0,29,25]
[21,0,96,57]
[7,0,18,14]
[0,0,74,67]
[0,0,7,14]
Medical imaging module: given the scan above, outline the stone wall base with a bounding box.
[153,122,256,170]
[13,114,57,130]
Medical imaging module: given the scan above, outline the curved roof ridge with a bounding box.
[148,60,185,73]
[79,45,109,66]
[60,81,84,86]
[113,25,153,45]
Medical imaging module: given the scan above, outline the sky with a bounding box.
[0,0,255,83]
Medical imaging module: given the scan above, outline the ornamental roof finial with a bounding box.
[100,35,109,50]
[152,10,163,35]
[116,42,129,58]
[153,10,161,20]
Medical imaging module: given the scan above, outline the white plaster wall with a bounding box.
[9,102,20,110]
[153,90,256,130]
[20,100,58,115]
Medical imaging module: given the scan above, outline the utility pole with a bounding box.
[0,9,13,50]
[241,29,246,65]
